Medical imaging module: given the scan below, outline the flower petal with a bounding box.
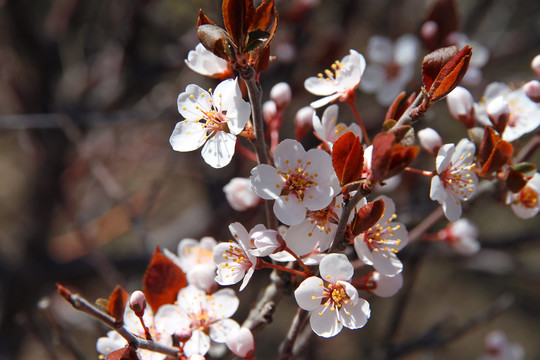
[169,121,207,152]
[319,253,353,282]
[201,132,237,168]
[274,195,307,225]
[294,276,324,311]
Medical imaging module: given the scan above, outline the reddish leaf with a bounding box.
[107,285,129,325]
[422,46,458,92]
[422,0,458,51]
[371,132,394,183]
[197,9,216,27]
[143,247,187,313]
[249,0,278,46]
[253,44,271,73]
[332,132,364,186]
[222,0,253,50]
[429,45,472,102]
[107,346,140,360]
[387,144,420,179]
[506,168,528,193]
[351,199,385,236]
[479,126,514,176]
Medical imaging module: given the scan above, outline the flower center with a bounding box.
[519,186,538,208]
[364,215,402,254]
[317,60,343,83]
[440,154,476,201]
[385,61,401,81]
[183,245,214,265]
[322,282,350,311]
[278,160,319,201]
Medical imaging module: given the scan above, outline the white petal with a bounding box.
[304,77,338,96]
[209,288,239,318]
[284,220,321,256]
[209,319,241,343]
[183,330,211,357]
[442,193,462,222]
[178,84,213,120]
[201,132,236,168]
[435,143,455,173]
[274,195,307,225]
[319,253,353,282]
[370,251,403,277]
[341,296,370,330]
[430,175,447,203]
[273,139,306,170]
[394,34,419,65]
[367,36,393,63]
[185,43,229,77]
[250,164,284,200]
[169,121,207,152]
[303,183,334,210]
[310,93,341,108]
[309,304,343,338]
[294,276,324,311]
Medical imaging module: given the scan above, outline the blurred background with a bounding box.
[0,0,540,359]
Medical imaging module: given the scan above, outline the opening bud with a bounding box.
[175,327,193,343]
[270,82,292,108]
[417,128,442,156]
[531,54,540,77]
[524,80,540,103]
[129,290,146,316]
[294,106,314,141]
[486,96,510,134]
[446,86,475,128]
[263,100,278,125]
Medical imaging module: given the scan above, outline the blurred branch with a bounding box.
[375,294,515,360]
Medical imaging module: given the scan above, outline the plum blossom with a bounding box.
[436,218,480,256]
[170,78,251,168]
[213,223,279,290]
[358,271,404,298]
[359,34,420,106]
[97,301,170,360]
[417,127,443,156]
[223,177,261,211]
[478,330,524,360]
[225,327,255,359]
[154,286,240,357]
[446,86,476,129]
[475,82,540,142]
[165,237,218,293]
[430,139,478,222]
[294,253,370,337]
[532,55,540,77]
[250,139,336,226]
[312,104,362,151]
[507,173,540,219]
[282,195,343,256]
[353,195,409,277]
[185,43,232,79]
[304,49,366,108]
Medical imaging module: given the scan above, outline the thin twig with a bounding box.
[278,308,310,360]
[59,287,180,357]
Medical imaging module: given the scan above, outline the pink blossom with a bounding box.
[294,254,370,337]
[353,195,409,276]
[430,139,478,222]
[250,139,336,226]
[437,218,480,256]
[223,177,261,211]
[507,173,540,219]
[304,49,366,108]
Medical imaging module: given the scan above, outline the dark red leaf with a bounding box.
[479,126,514,176]
[506,168,528,193]
[107,286,129,324]
[429,45,472,101]
[253,44,271,73]
[371,132,394,183]
[422,46,458,92]
[332,132,364,186]
[197,9,216,27]
[222,0,252,50]
[143,247,187,313]
[351,199,385,236]
[107,346,141,360]
[250,0,278,46]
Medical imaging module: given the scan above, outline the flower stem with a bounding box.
[259,261,309,278]
[345,93,370,145]
[284,247,313,276]
[236,142,258,163]
[404,167,434,177]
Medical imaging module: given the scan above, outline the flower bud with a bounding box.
[294,106,314,141]
[175,327,193,343]
[223,177,261,211]
[129,290,146,317]
[531,54,540,77]
[262,100,278,125]
[486,95,510,134]
[270,82,292,108]
[226,327,255,359]
[417,127,442,156]
[446,86,475,128]
[524,80,540,102]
